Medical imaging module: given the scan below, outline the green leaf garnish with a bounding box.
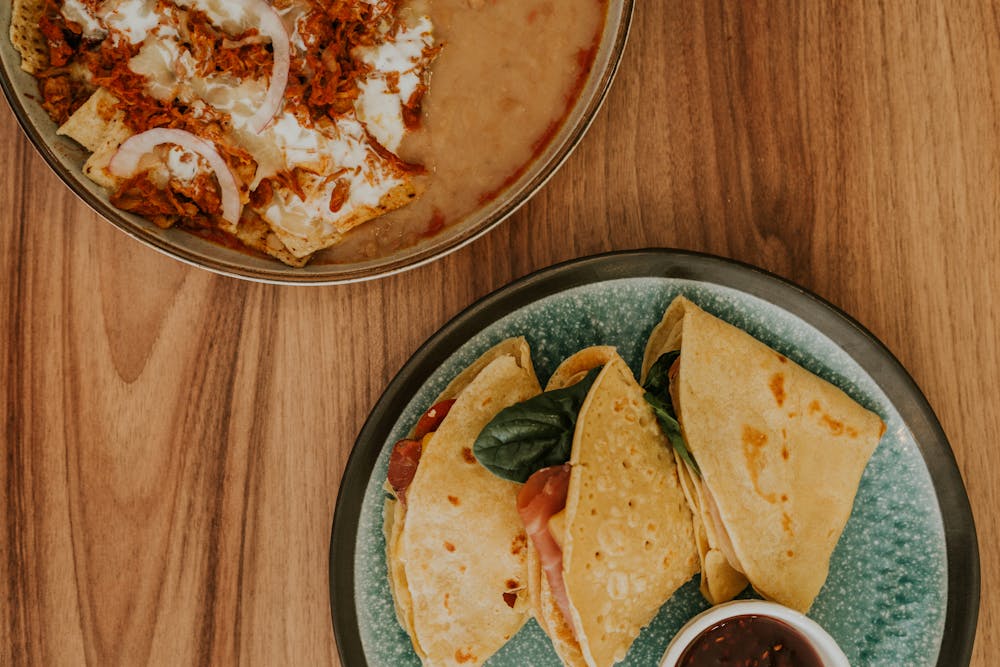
[643,392,701,476]
[474,366,603,483]
[642,351,700,476]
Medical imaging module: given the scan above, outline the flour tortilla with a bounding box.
[386,338,542,666]
[641,296,885,612]
[531,347,699,667]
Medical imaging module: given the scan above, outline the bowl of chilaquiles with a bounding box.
[1,0,632,283]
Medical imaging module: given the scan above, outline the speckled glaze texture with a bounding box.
[352,278,946,666]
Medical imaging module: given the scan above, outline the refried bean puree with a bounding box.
[316,0,608,263]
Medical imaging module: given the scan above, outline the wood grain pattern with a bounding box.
[3,1,998,665]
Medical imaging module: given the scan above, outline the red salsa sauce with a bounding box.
[677,615,824,667]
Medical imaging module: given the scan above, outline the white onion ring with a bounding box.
[108,128,243,224]
[245,0,290,134]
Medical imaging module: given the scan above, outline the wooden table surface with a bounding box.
[2,2,997,665]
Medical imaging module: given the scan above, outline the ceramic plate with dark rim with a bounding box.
[330,249,978,666]
[0,1,632,285]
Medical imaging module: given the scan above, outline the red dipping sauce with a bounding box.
[677,614,824,667]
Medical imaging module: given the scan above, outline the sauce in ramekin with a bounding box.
[677,614,824,667]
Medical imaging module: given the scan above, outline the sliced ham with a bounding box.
[517,464,575,637]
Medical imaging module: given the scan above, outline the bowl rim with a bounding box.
[658,600,850,667]
[0,0,636,285]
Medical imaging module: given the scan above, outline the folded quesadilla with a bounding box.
[384,337,542,667]
[641,296,885,612]
[476,347,699,667]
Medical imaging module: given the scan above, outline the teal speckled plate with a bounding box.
[330,250,978,667]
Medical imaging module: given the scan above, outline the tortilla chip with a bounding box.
[388,338,541,666]
[232,212,310,267]
[57,89,125,152]
[268,179,419,259]
[11,0,47,74]
[81,119,132,190]
[642,296,884,612]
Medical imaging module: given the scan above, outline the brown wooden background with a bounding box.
[2,1,997,665]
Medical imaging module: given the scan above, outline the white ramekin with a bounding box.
[659,600,850,667]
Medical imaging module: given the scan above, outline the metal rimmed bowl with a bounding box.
[0,1,633,284]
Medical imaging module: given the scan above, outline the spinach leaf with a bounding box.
[643,350,680,415]
[643,392,701,476]
[642,351,700,476]
[474,366,603,483]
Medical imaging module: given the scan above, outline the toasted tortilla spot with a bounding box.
[742,425,777,504]
[769,373,786,407]
[510,533,526,556]
[821,414,845,435]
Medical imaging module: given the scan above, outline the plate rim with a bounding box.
[329,248,980,667]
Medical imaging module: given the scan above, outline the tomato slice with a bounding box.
[387,439,422,505]
[413,398,457,440]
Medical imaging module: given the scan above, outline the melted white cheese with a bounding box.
[165,146,204,182]
[99,0,159,45]
[128,27,192,100]
[173,0,253,34]
[261,116,405,240]
[354,17,434,151]
[61,0,107,40]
